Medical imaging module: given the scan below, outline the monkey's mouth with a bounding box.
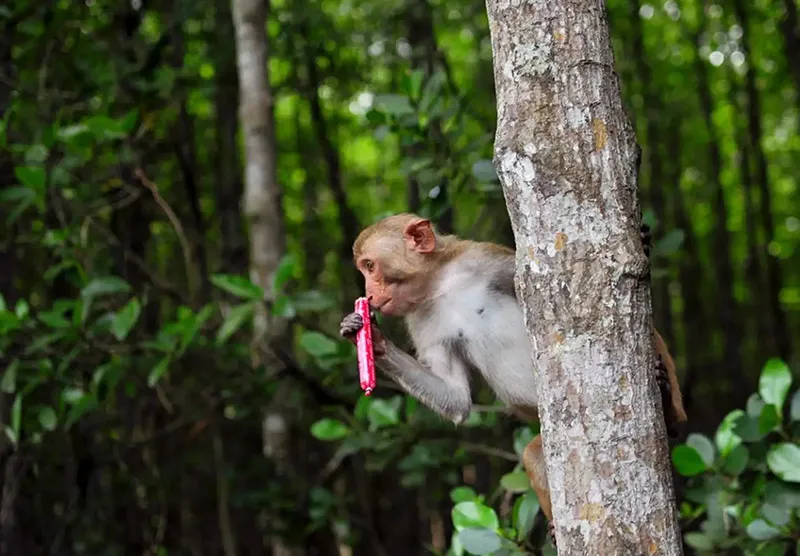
[372,299,393,313]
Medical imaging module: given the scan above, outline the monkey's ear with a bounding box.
[404,219,436,253]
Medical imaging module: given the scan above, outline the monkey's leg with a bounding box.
[522,435,556,546]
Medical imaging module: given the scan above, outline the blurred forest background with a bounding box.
[1,0,799,554]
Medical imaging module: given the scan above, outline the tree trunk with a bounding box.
[691,13,742,383]
[734,0,793,361]
[485,1,683,552]
[231,0,296,554]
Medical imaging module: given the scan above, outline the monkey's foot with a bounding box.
[655,355,678,438]
[548,522,557,547]
[640,223,652,258]
[339,312,363,339]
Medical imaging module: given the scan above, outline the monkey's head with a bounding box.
[352,213,442,316]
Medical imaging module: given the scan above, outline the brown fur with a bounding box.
[347,213,687,534]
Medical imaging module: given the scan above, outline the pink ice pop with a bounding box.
[354,297,376,396]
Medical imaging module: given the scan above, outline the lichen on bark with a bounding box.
[485,0,684,553]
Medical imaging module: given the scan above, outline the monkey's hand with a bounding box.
[655,354,678,438]
[339,312,387,357]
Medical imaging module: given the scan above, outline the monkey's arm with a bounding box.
[340,313,472,424]
[380,342,472,424]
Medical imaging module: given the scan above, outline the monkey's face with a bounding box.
[355,239,432,317]
[353,215,437,316]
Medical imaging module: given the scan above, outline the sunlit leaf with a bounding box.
[766,443,800,483]
[0,359,19,394]
[148,357,171,387]
[374,94,414,116]
[450,486,478,504]
[112,298,142,340]
[210,274,264,300]
[310,419,351,441]
[452,501,499,530]
[686,433,715,467]
[746,519,781,541]
[299,331,338,359]
[81,276,131,298]
[367,398,401,428]
[456,528,503,555]
[790,390,800,422]
[759,358,792,410]
[500,471,530,493]
[715,409,744,456]
[38,406,58,431]
[216,302,256,345]
[513,491,539,541]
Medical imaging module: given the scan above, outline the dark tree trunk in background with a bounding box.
[692,17,743,384]
[629,0,676,348]
[734,0,793,362]
[405,0,454,233]
[302,41,363,292]
[486,0,682,550]
[727,69,769,369]
[781,0,800,133]
[171,13,210,300]
[215,0,247,275]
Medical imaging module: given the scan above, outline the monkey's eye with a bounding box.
[364,260,375,272]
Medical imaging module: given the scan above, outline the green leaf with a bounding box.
[747,393,766,417]
[766,443,800,483]
[683,532,715,551]
[764,480,800,510]
[456,528,503,555]
[671,444,708,476]
[500,471,531,493]
[759,358,792,410]
[513,491,540,541]
[14,165,46,188]
[452,501,500,531]
[0,359,19,394]
[216,302,256,345]
[210,274,264,300]
[733,414,764,442]
[686,433,715,467]
[65,393,98,428]
[715,409,744,456]
[81,276,131,298]
[148,357,171,387]
[299,331,339,359]
[722,444,749,475]
[367,398,401,428]
[759,404,781,435]
[755,542,789,556]
[310,419,351,441]
[450,486,478,504]
[790,390,800,422]
[38,406,57,431]
[374,94,414,116]
[761,502,791,527]
[745,519,781,541]
[273,255,299,291]
[112,298,141,340]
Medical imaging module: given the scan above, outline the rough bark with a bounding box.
[231,0,296,554]
[485,0,683,553]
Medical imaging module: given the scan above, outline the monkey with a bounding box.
[339,213,687,541]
